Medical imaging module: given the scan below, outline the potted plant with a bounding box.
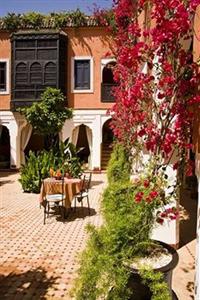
[72,145,178,300]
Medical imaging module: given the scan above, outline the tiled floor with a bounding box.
[0,172,106,299]
[0,172,197,299]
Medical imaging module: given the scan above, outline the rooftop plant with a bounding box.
[0,9,107,31]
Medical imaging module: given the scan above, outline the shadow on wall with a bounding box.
[0,268,57,299]
[179,175,198,248]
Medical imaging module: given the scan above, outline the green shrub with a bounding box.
[72,182,157,299]
[19,87,73,150]
[19,139,83,193]
[107,143,131,185]
[139,267,171,300]
[19,150,56,193]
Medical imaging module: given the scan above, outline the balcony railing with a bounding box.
[101,83,117,103]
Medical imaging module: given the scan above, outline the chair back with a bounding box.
[80,175,86,191]
[43,178,64,198]
[85,172,92,192]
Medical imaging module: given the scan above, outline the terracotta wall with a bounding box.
[0,27,115,111]
[0,31,11,110]
[65,27,115,109]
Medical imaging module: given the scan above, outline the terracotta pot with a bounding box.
[127,240,179,300]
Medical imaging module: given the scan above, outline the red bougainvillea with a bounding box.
[108,0,200,168]
[94,0,200,223]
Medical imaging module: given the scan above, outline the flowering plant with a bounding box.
[131,165,179,225]
[72,2,200,299]
[100,0,200,223]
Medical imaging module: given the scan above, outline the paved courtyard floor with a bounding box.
[0,172,196,299]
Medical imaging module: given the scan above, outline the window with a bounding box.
[0,60,9,94]
[72,57,93,93]
[11,33,67,106]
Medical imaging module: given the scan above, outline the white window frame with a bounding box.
[0,59,10,95]
[71,56,94,93]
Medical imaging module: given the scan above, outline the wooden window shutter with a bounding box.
[74,60,90,89]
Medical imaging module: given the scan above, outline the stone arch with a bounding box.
[0,125,10,169]
[72,124,93,169]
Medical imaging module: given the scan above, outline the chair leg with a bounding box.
[44,206,46,224]
[47,203,50,218]
[74,197,77,211]
[87,196,90,215]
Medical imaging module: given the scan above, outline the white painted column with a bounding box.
[151,165,179,247]
[91,115,101,170]
[7,121,20,168]
[195,154,200,300]
[61,119,74,142]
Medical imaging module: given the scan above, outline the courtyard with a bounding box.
[0,171,196,299]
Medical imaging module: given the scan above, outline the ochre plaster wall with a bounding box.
[0,27,115,111]
[65,27,115,109]
[0,31,11,110]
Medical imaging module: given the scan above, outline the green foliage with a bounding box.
[19,87,72,137]
[73,182,157,299]
[19,139,83,193]
[0,9,96,30]
[2,13,21,30]
[73,223,131,300]
[139,267,171,300]
[107,143,131,185]
[73,155,172,299]
[55,138,83,178]
[21,12,44,29]
[19,150,56,193]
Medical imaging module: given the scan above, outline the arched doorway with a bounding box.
[25,132,60,157]
[0,125,10,169]
[25,133,45,157]
[101,119,114,169]
[74,124,92,169]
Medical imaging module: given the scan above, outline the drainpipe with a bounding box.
[195,154,200,300]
